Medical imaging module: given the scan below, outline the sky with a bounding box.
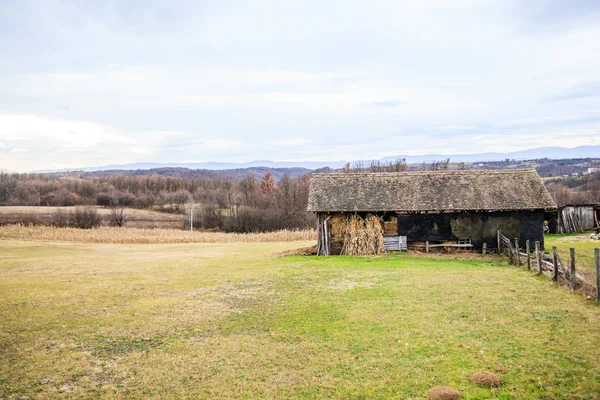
[1,0,600,172]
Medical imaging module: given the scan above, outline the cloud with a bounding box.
[0,142,5,148]
[1,1,600,171]
[363,100,405,108]
[546,81,600,102]
[11,148,30,153]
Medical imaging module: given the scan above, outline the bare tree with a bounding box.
[71,206,102,229]
[109,207,130,227]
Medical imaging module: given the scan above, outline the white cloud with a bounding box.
[1,1,600,171]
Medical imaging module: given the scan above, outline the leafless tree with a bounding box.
[71,206,102,229]
[109,207,130,227]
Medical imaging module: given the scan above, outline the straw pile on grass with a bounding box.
[425,386,463,400]
[469,371,503,387]
[341,214,385,255]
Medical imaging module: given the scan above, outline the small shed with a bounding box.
[307,169,557,255]
[554,204,599,233]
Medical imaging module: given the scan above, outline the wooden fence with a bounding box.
[497,230,600,303]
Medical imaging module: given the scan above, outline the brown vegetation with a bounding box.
[340,214,385,255]
[425,386,463,400]
[0,170,315,233]
[0,224,316,244]
[469,371,504,387]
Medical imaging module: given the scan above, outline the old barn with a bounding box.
[307,169,557,255]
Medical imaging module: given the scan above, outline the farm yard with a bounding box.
[2,230,600,399]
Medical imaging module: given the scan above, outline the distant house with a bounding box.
[584,167,600,175]
[307,169,557,255]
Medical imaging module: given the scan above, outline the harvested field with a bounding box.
[1,240,600,399]
[0,224,317,243]
[0,206,182,229]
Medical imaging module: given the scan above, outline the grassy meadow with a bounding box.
[545,233,600,276]
[1,236,600,399]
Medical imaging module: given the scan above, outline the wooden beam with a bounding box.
[570,248,576,290]
[595,248,599,303]
[552,246,559,282]
[535,241,542,275]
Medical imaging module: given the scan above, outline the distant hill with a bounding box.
[81,166,315,180]
[33,145,600,173]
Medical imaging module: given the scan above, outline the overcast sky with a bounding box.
[1,0,600,172]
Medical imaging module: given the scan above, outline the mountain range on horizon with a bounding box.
[33,145,600,173]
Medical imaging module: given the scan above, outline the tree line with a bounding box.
[0,171,314,232]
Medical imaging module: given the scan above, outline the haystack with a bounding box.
[340,214,385,255]
[469,371,503,387]
[425,386,463,400]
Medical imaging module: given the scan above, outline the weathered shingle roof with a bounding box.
[307,169,556,212]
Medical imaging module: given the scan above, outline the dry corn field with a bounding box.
[0,224,317,244]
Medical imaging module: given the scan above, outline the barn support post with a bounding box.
[535,241,542,275]
[552,247,559,282]
[526,240,531,270]
[514,238,520,266]
[570,248,576,291]
[497,230,501,254]
[595,248,600,303]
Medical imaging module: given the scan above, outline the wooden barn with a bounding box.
[307,169,557,255]
[552,204,600,233]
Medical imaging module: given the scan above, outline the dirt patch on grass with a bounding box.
[494,364,509,373]
[408,250,495,261]
[189,279,276,312]
[327,279,376,291]
[276,245,317,257]
[425,386,463,400]
[469,371,504,387]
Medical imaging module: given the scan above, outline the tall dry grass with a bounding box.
[0,224,316,244]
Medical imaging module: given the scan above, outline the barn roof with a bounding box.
[307,169,557,212]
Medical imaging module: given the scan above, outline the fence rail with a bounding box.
[497,230,600,303]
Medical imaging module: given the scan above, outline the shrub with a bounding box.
[71,206,102,229]
[109,207,130,227]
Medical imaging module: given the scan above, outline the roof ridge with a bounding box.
[312,169,538,177]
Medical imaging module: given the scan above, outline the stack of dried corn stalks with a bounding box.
[341,214,385,255]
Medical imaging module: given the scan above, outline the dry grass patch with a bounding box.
[469,371,504,387]
[425,386,463,400]
[2,241,600,398]
[327,279,376,291]
[0,224,316,243]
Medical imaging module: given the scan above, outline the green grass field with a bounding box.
[1,239,600,399]
[545,233,600,276]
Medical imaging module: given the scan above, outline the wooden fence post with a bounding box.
[482,242,487,255]
[497,230,501,254]
[570,248,576,290]
[552,246,558,282]
[426,241,429,253]
[526,240,531,270]
[595,248,600,303]
[514,238,520,266]
[535,241,542,275]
